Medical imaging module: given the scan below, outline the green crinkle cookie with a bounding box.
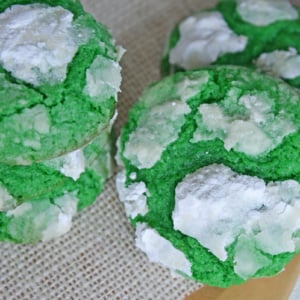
[0,127,114,243]
[117,66,300,287]
[0,0,122,165]
[161,0,300,89]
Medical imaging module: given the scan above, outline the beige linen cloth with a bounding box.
[2,0,300,299]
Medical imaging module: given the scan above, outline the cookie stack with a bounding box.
[0,0,122,243]
[116,0,300,287]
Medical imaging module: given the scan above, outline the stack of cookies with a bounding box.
[0,0,123,243]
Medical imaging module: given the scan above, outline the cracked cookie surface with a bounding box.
[117,66,300,287]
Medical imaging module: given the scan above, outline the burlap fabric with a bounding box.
[2,0,300,299]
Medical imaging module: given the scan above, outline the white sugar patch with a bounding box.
[116,171,149,218]
[192,92,295,156]
[169,12,247,69]
[255,48,300,79]
[237,0,298,26]
[85,55,122,102]
[41,193,78,241]
[173,164,300,278]
[7,202,32,217]
[0,4,87,85]
[124,100,190,169]
[59,149,86,181]
[0,184,17,211]
[135,223,192,277]
[6,192,78,243]
[176,74,209,101]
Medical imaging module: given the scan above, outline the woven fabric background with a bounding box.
[2,0,300,299]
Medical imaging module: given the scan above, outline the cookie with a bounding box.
[0,126,114,243]
[116,66,300,287]
[0,0,123,165]
[161,0,300,89]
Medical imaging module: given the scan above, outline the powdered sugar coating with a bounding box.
[173,164,300,278]
[169,12,247,69]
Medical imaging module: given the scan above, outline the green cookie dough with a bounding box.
[161,0,300,89]
[116,66,300,287]
[0,0,123,165]
[0,126,114,243]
